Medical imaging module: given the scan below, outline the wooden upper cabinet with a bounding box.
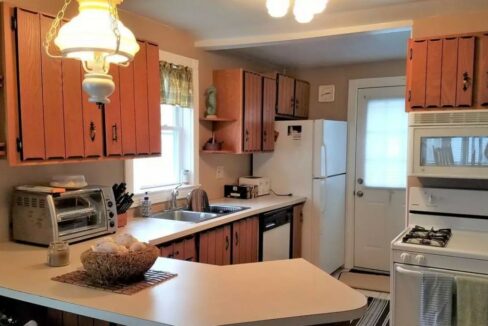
[408,40,428,109]
[133,41,150,155]
[16,9,45,160]
[81,82,104,158]
[294,79,310,118]
[262,77,276,152]
[146,43,161,155]
[119,64,137,156]
[479,34,488,106]
[455,36,475,107]
[277,74,295,115]
[243,72,262,152]
[441,38,458,107]
[104,65,122,156]
[425,39,442,107]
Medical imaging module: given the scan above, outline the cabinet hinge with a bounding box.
[16,138,22,152]
[409,48,413,60]
[10,16,17,31]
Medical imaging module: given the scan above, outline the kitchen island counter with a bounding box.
[0,241,366,325]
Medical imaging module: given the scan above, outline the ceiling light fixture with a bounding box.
[266,0,328,23]
[45,0,139,105]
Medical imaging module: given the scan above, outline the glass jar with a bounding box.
[47,241,70,267]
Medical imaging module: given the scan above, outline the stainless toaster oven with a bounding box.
[11,186,117,245]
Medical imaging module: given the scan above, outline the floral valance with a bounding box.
[160,61,193,108]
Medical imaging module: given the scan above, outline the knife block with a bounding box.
[117,213,128,228]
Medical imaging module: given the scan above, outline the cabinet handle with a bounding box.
[112,124,118,142]
[225,235,229,250]
[175,250,180,256]
[89,121,96,142]
[235,232,239,246]
[463,72,471,91]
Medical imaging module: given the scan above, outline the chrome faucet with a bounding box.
[169,183,183,210]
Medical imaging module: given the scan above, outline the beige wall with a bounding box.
[294,59,406,121]
[0,0,276,241]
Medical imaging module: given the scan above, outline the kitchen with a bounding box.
[1,0,488,325]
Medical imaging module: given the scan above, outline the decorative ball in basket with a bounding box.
[81,234,159,285]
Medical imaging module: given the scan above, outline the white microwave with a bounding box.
[408,110,488,179]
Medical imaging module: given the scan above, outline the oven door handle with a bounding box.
[395,265,423,276]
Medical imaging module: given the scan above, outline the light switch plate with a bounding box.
[318,85,335,102]
[216,166,224,179]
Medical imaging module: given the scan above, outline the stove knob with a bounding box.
[400,253,411,263]
[415,255,426,265]
[109,221,115,228]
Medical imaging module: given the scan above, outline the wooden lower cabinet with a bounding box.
[232,216,259,264]
[199,224,231,265]
[159,236,196,261]
[292,204,304,259]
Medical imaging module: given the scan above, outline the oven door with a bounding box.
[392,263,488,326]
[409,126,488,178]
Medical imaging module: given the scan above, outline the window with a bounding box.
[126,51,199,200]
[363,97,408,188]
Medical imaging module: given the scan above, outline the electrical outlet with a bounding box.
[216,166,224,179]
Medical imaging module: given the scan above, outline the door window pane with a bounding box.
[421,136,488,167]
[364,98,408,188]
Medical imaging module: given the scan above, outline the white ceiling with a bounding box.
[121,0,488,68]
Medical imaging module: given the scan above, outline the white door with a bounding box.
[353,86,407,271]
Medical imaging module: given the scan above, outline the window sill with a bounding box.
[131,184,201,208]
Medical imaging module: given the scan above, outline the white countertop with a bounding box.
[0,195,367,325]
[0,241,366,325]
[126,195,307,245]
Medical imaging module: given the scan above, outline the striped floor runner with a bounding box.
[351,297,390,326]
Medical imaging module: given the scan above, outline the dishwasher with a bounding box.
[259,207,292,261]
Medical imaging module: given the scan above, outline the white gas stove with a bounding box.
[391,187,488,326]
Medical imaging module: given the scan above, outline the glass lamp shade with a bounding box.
[313,0,328,14]
[54,0,139,64]
[266,0,290,18]
[293,0,314,23]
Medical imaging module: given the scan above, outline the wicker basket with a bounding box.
[80,244,159,285]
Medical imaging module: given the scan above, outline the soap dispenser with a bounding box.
[140,192,151,217]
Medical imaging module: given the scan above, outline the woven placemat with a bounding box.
[52,269,177,295]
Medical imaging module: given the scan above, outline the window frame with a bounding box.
[125,50,200,205]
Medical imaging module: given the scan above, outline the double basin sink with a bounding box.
[151,205,249,224]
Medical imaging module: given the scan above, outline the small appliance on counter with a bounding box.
[11,186,117,246]
[238,176,270,196]
[224,184,257,199]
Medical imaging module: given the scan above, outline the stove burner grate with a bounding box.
[402,225,452,248]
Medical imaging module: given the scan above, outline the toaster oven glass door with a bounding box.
[54,190,108,239]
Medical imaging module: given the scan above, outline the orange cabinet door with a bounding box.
[294,80,310,118]
[292,204,304,258]
[277,74,295,115]
[104,65,122,156]
[173,240,185,260]
[455,36,475,107]
[441,37,458,107]
[262,77,276,152]
[425,39,442,108]
[146,42,162,155]
[160,243,174,258]
[479,34,488,106]
[408,39,428,109]
[62,59,85,159]
[133,41,150,155]
[40,14,65,159]
[232,220,241,264]
[232,216,259,264]
[183,237,196,261]
[81,71,104,158]
[243,72,262,152]
[119,64,137,156]
[16,9,45,160]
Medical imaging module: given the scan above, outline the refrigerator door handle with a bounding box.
[320,144,327,178]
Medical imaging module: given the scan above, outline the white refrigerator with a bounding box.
[253,120,347,273]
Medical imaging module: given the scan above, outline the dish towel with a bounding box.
[456,275,488,326]
[420,272,454,326]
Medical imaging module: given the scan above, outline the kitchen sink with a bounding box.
[151,210,219,223]
[151,205,249,223]
[206,205,249,215]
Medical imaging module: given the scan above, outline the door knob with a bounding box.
[356,191,364,198]
[357,178,363,185]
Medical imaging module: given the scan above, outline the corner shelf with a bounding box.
[199,117,236,122]
[200,150,236,154]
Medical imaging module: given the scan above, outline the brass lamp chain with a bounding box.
[44,0,72,58]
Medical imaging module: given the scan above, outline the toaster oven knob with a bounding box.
[109,221,115,228]
[107,201,114,208]
[109,212,114,218]
[415,255,426,265]
[400,253,411,263]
